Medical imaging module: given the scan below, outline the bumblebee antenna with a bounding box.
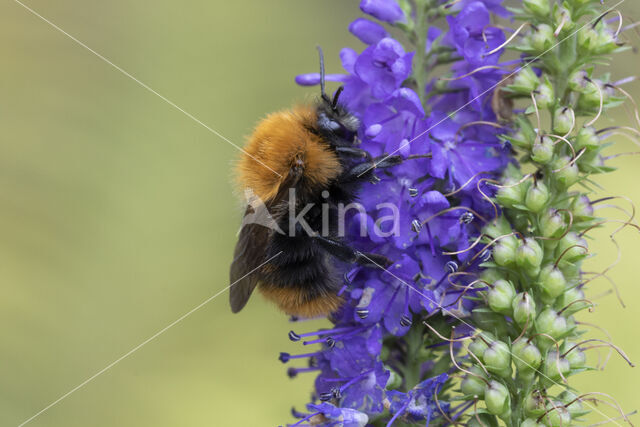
[317,46,331,104]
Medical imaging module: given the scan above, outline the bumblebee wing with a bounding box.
[229,213,270,313]
[230,171,301,313]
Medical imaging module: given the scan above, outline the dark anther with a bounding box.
[400,315,413,327]
[332,388,342,399]
[319,392,334,401]
[289,315,299,322]
[279,352,291,363]
[356,308,369,319]
[287,367,298,378]
[370,174,381,184]
[344,272,352,284]
[308,357,318,368]
[288,330,301,342]
[480,249,492,262]
[326,337,336,348]
[460,212,474,224]
[411,219,422,233]
[445,260,458,273]
[408,187,419,197]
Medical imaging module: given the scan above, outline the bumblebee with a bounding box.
[229,48,415,317]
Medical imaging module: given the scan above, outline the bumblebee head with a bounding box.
[316,46,360,142]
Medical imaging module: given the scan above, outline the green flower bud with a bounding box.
[579,24,618,55]
[516,237,544,274]
[461,366,488,397]
[574,126,599,150]
[513,292,536,326]
[524,390,547,417]
[540,402,572,427]
[507,129,534,149]
[467,413,499,427]
[483,340,512,378]
[555,287,586,316]
[571,195,594,220]
[559,390,588,417]
[539,209,566,238]
[578,150,607,173]
[512,339,542,374]
[537,264,567,302]
[568,69,588,92]
[553,107,574,135]
[531,24,555,52]
[535,77,555,109]
[483,215,513,239]
[594,27,618,54]
[555,232,587,264]
[523,0,550,17]
[525,182,550,213]
[521,419,545,427]
[488,279,516,314]
[481,268,503,284]
[511,66,540,94]
[531,136,554,165]
[542,351,571,384]
[485,380,511,417]
[551,156,579,188]
[385,366,403,389]
[469,336,491,359]
[493,236,518,267]
[553,7,574,34]
[563,343,587,369]
[577,78,605,111]
[578,25,617,55]
[496,179,526,207]
[536,308,568,339]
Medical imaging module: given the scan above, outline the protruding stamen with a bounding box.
[287,366,320,378]
[279,352,291,363]
[411,219,422,233]
[279,351,321,364]
[289,330,301,341]
[319,391,334,401]
[445,261,459,273]
[400,314,412,327]
[460,212,474,224]
[356,308,369,319]
[408,187,419,197]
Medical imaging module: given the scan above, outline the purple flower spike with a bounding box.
[287,1,510,425]
[360,0,406,24]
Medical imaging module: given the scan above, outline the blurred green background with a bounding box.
[0,1,638,426]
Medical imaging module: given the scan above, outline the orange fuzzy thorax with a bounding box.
[236,105,342,202]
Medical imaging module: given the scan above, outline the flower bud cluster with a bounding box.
[457,0,635,425]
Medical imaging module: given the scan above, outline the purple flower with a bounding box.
[360,0,406,24]
[292,403,369,426]
[349,18,389,45]
[354,38,414,99]
[386,373,449,424]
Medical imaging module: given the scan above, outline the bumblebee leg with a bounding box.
[335,146,371,160]
[341,155,404,183]
[314,235,392,268]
